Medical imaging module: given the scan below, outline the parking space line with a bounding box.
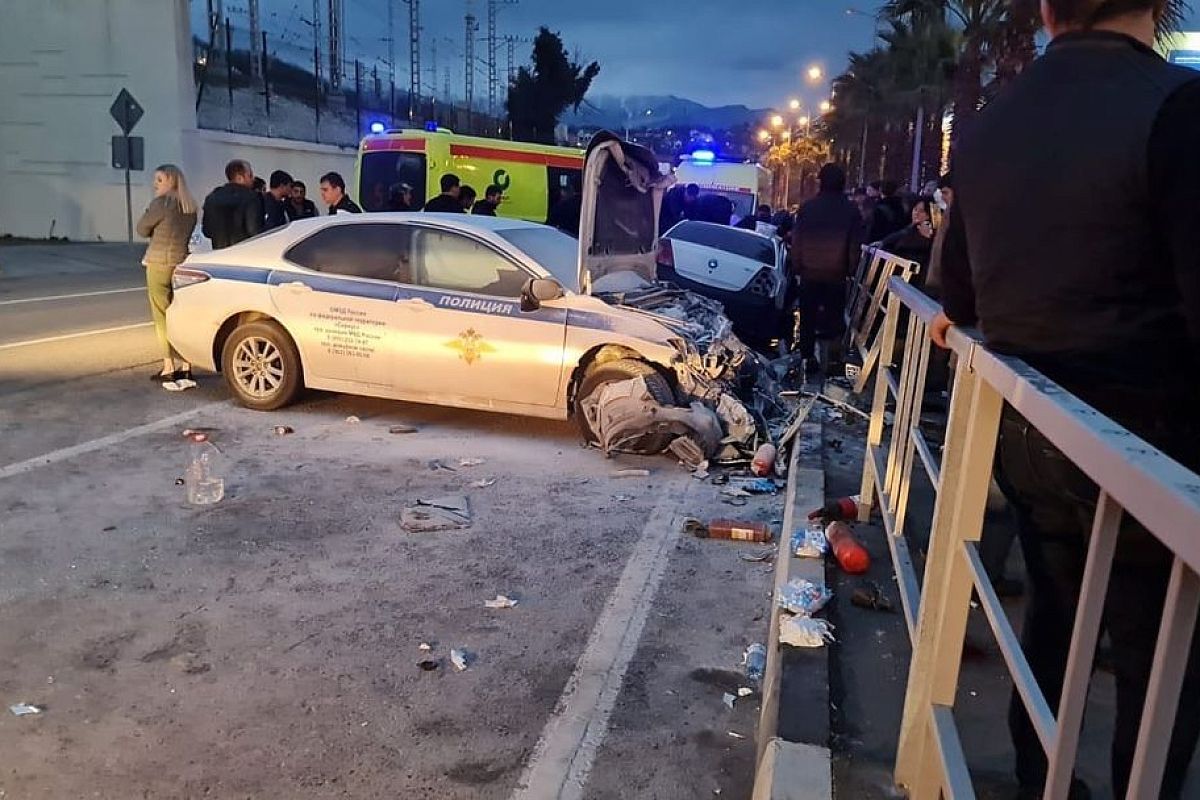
[0,287,143,306]
[511,478,692,800]
[0,322,153,351]
[0,401,229,481]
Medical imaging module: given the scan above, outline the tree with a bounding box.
[506,27,600,144]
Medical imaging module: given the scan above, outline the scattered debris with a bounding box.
[169,652,211,675]
[418,642,432,652]
[728,477,779,495]
[737,687,753,697]
[750,442,777,477]
[450,648,470,671]
[273,425,294,436]
[687,519,772,543]
[743,643,767,685]
[723,692,737,709]
[484,595,518,609]
[428,459,457,472]
[345,415,361,424]
[388,424,418,434]
[458,458,486,467]
[182,427,217,438]
[728,731,746,740]
[826,521,871,573]
[469,477,497,488]
[611,468,651,478]
[792,524,829,559]
[722,496,748,507]
[739,549,773,563]
[401,495,472,532]
[778,578,832,616]
[417,658,440,672]
[692,462,710,480]
[808,496,861,522]
[710,474,730,486]
[9,703,43,717]
[102,525,116,532]
[851,582,895,613]
[780,615,836,647]
[612,494,635,502]
[721,487,751,499]
[174,477,185,486]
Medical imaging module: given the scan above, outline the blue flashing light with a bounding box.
[424,121,439,132]
[690,149,716,163]
[369,121,386,134]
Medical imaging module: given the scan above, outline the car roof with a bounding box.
[194,213,551,265]
[665,219,775,243]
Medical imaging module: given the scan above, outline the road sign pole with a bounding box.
[124,165,133,243]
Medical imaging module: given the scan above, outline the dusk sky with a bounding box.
[194,0,1200,112]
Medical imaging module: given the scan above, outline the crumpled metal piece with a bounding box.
[585,376,722,460]
[401,495,472,532]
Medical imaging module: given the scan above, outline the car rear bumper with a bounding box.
[656,263,785,344]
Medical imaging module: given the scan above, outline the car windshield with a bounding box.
[496,227,580,293]
[666,221,775,265]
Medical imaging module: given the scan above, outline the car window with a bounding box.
[667,221,775,265]
[412,229,529,297]
[495,227,579,292]
[359,151,427,211]
[284,223,415,282]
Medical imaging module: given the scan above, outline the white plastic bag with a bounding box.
[780,616,836,647]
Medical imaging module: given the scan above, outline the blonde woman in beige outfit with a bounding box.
[137,164,198,391]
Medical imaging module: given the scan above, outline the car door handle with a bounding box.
[398,296,432,311]
[280,280,312,293]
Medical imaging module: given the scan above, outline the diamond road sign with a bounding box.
[109,88,144,135]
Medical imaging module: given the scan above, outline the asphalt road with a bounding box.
[0,244,781,799]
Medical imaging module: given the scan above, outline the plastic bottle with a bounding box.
[185,433,224,505]
[825,521,870,574]
[807,495,861,522]
[744,643,767,684]
[699,519,773,543]
[751,443,777,477]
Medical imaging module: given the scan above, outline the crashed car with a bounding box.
[165,132,778,464]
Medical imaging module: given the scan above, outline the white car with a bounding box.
[656,220,791,352]
[166,137,767,460]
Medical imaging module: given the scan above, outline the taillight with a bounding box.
[747,267,777,297]
[172,267,211,290]
[656,239,675,268]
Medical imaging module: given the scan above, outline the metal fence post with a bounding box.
[859,288,902,519]
[313,44,321,143]
[225,18,233,132]
[354,60,362,139]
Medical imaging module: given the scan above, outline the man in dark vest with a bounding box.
[932,0,1200,795]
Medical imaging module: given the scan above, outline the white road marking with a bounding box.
[511,478,692,800]
[0,401,229,481]
[0,322,153,351]
[0,287,143,306]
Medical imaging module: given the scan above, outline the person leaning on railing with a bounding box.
[929,0,1200,796]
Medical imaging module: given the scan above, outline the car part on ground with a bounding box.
[580,375,722,467]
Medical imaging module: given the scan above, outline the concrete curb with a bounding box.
[752,409,832,800]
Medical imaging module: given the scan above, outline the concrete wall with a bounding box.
[181,129,356,215]
[0,0,358,242]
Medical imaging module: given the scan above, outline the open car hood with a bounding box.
[577,131,676,294]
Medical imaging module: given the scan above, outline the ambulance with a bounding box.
[355,126,585,222]
[673,151,773,225]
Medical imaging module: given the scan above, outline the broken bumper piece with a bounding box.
[582,376,723,468]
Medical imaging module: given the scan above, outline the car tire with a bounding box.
[575,358,676,445]
[221,320,303,411]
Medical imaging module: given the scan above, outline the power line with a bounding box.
[486,0,518,121]
[405,0,420,122]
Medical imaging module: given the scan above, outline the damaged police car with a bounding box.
[166,132,775,464]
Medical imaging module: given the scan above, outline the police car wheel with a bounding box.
[221,320,303,411]
[575,358,676,446]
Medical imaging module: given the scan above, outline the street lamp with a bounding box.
[770,114,784,128]
[807,65,824,83]
[789,98,801,111]
[819,100,832,114]
[757,129,770,143]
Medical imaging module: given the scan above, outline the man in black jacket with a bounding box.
[422,173,464,213]
[792,163,863,375]
[932,0,1200,796]
[319,172,362,215]
[201,159,262,249]
[866,179,906,242]
[472,184,503,216]
[262,169,293,230]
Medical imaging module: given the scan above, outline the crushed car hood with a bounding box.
[577,131,676,293]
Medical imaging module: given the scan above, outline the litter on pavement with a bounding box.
[428,459,457,472]
[484,595,518,609]
[738,549,773,563]
[9,703,43,717]
[612,494,634,502]
[780,615,836,647]
[792,524,829,559]
[417,658,439,672]
[418,642,432,651]
[458,458,486,467]
[778,578,832,616]
[273,425,294,436]
[743,643,767,685]
[723,692,737,709]
[388,424,418,434]
[450,648,470,671]
[470,478,497,488]
[611,468,651,478]
[850,582,895,612]
[401,495,472,532]
[345,415,361,424]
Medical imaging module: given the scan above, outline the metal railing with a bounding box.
[843,246,920,394]
[851,262,1200,799]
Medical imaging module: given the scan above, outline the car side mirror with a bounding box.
[521,277,564,312]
